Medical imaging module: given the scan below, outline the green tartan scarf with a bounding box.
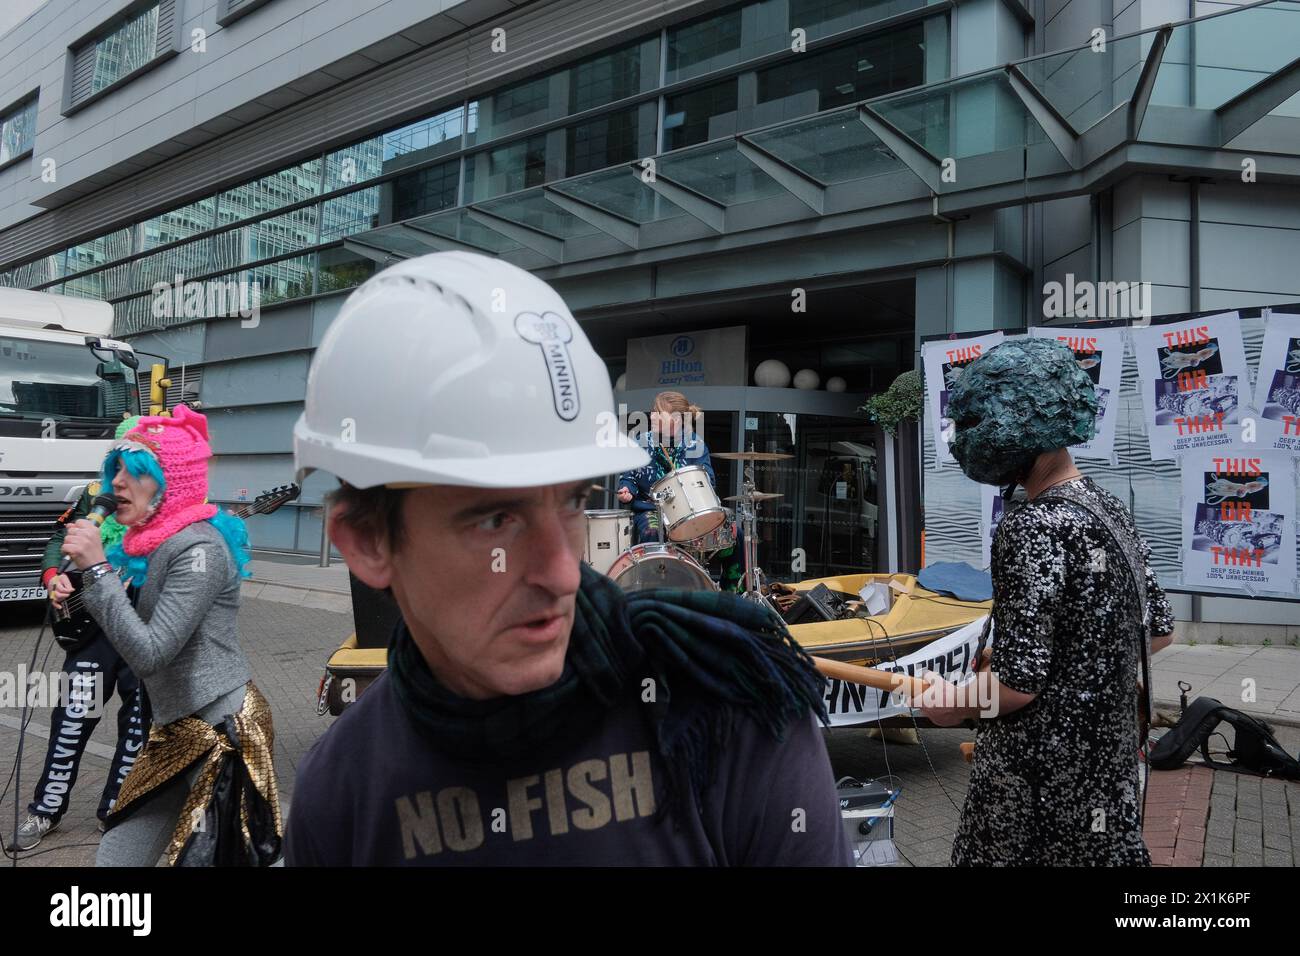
[388,563,827,810]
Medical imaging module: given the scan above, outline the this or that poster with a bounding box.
[980,482,1009,569]
[1253,311,1300,453]
[922,332,1005,467]
[1133,312,1249,461]
[1181,449,1296,595]
[1029,325,1126,461]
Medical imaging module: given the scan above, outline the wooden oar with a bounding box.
[811,656,929,700]
[811,656,978,763]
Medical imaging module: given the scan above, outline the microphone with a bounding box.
[57,493,119,575]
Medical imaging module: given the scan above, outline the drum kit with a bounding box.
[584,450,792,606]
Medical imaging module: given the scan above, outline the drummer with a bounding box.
[616,392,744,590]
[616,391,713,544]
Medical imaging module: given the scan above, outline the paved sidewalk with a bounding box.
[0,597,354,866]
[1152,643,1300,727]
[241,550,353,614]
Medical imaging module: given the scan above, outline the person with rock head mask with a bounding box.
[919,337,1175,866]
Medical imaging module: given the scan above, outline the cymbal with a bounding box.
[723,492,784,503]
[713,451,793,461]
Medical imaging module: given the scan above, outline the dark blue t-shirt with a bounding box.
[285,672,851,866]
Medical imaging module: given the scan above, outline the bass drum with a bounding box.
[607,543,718,593]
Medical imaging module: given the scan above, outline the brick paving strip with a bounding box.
[1143,765,1212,866]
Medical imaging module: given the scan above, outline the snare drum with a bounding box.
[583,510,633,575]
[607,543,717,592]
[651,465,726,542]
[686,507,735,553]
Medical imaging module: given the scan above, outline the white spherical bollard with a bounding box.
[614,373,626,391]
[825,376,847,393]
[753,359,791,388]
[793,369,820,390]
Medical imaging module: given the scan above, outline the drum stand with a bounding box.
[736,463,777,611]
[651,488,669,544]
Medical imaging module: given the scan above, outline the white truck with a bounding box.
[0,288,141,603]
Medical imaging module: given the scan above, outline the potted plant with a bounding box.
[860,369,921,436]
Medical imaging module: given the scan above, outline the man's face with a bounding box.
[336,480,592,700]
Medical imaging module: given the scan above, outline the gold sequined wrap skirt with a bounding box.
[107,681,282,866]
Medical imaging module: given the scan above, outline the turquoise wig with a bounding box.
[100,442,252,587]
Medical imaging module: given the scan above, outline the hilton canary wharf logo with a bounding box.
[515,311,579,422]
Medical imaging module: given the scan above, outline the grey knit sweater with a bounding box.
[81,520,251,726]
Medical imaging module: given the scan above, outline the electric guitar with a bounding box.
[49,483,301,650]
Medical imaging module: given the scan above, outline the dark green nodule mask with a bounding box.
[945,337,1098,486]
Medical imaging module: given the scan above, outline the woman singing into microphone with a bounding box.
[59,405,282,867]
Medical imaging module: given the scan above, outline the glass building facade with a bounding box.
[0,0,952,335]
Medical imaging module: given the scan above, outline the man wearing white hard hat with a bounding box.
[285,251,849,865]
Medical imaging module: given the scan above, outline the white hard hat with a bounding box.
[293,251,648,488]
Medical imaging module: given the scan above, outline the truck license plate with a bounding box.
[0,587,45,602]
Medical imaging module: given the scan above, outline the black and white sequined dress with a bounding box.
[951,477,1175,866]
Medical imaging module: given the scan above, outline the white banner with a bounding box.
[922,332,1005,467]
[1133,312,1249,461]
[1029,325,1125,461]
[1253,311,1300,454]
[1181,449,1297,594]
[821,616,991,727]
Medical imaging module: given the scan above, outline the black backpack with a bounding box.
[1149,696,1300,780]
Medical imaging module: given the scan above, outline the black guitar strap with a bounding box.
[1037,483,1153,738]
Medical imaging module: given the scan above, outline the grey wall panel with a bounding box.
[1200,222,1300,298]
[293,504,330,553]
[205,402,304,453]
[654,222,948,299]
[200,352,311,407]
[243,506,299,551]
[1147,283,1191,315]
[124,321,206,365]
[1042,242,1091,288]
[953,211,998,257]
[204,304,313,363]
[1041,194,1092,265]
[1198,183,1300,231]
[208,452,296,501]
[310,292,349,347]
[952,258,997,331]
[206,411,347,509]
[551,267,655,312]
[995,206,1027,264]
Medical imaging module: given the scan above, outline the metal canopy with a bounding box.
[341,1,1300,271]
